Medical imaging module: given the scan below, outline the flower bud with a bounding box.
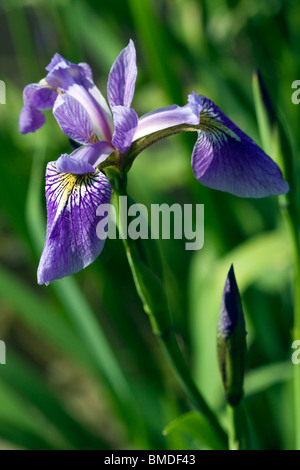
[217,265,247,407]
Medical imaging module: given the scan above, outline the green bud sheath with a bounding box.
[217,265,247,407]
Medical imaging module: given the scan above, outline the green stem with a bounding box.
[286,206,300,449]
[227,405,241,450]
[161,329,227,446]
[294,260,300,451]
[279,146,300,449]
[124,113,238,173]
[227,403,249,450]
[111,187,227,447]
[125,124,197,171]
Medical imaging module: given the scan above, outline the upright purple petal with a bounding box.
[37,162,112,285]
[133,101,201,141]
[44,59,100,107]
[188,91,203,118]
[111,106,138,154]
[46,62,113,142]
[56,142,114,174]
[46,61,86,90]
[53,94,96,145]
[45,53,93,81]
[78,62,94,81]
[191,96,289,198]
[107,39,137,108]
[45,53,72,72]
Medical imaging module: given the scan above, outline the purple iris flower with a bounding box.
[19,40,289,285]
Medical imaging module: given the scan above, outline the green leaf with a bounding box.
[1,351,110,449]
[0,265,94,368]
[0,379,67,450]
[252,70,273,155]
[164,411,226,450]
[245,361,293,397]
[128,0,183,104]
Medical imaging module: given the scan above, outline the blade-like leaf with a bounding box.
[164,411,226,450]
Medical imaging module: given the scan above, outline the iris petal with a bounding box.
[191,96,289,198]
[23,83,57,110]
[45,54,93,81]
[56,142,114,174]
[46,61,113,142]
[19,82,57,134]
[45,53,73,72]
[111,106,138,154]
[53,94,96,145]
[107,39,137,109]
[37,162,112,285]
[133,102,201,141]
[19,105,46,134]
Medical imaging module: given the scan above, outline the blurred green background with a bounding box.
[0,0,298,450]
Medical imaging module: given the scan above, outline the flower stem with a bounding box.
[278,142,300,449]
[227,404,246,450]
[124,124,199,172]
[286,206,300,449]
[111,188,227,447]
[160,328,227,447]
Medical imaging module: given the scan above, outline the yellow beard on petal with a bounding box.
[52,172,96,223]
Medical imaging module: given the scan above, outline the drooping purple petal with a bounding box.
[111,106,138,154]
[191,95,289,198]
[133,102,201,141]
[23,83,57,110]
[53,94,95,145]
[37,162,112,285]
[107,39,137,109]
[46,62,113,141]
[56,142,114,174]
[19,82,57,134]
[56,154,95,175]
[19,105,45,134]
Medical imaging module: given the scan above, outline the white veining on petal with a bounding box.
[38,162,112,284]
[45,163,111,227]
[66,83,113,142]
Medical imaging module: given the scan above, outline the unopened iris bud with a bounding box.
[217,265,247,407]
